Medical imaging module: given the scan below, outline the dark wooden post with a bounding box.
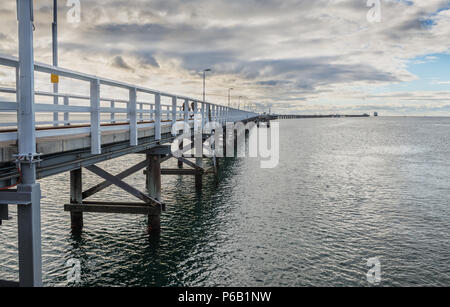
[70,168,83,230]
[147,154,161,231]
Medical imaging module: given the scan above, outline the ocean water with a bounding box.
[0,117,449,287]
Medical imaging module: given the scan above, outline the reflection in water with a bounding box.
[0,117,449,286]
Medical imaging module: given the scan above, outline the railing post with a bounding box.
[16,0,42,287]
[129,87,138,146]
[110,100,115,124]
[63,96,69,125]
[150,104,154,121]
[208,103,211,124]
[193,100,198,129]
[194,101,202,160]
[139,103,144,122]
[155,93,161,141]
[184,99,189,124]
[171,96,177,128]
[53,94,58,127]
[90,79,101,154]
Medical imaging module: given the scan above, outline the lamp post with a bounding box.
[52,0,58,126]
[203,69,211,102]
[228,88,233,107]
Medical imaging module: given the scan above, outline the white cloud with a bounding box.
[0,0,449,115]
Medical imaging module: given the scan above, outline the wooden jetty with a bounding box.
[0,1,267,287]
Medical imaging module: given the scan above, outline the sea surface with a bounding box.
[0,117,449,287]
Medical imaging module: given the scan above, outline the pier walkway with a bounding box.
[0,1,262,287]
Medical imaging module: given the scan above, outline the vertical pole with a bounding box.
[110,100,115,124]
[194,101,202,161]
[155,93,161,141]
[52,0,58,127]
[195,157,203,191]
[17,0,43,287]
[184,99,189,125]
[90,79,101,154]
[194,100,203,190]
[139,103,144,122]
[171,96,177,128]
[129,87,137,146]
[147,154,161,232]
[201,102,206,129]
[150,104,154,121]
[63,96,69,125]
[206,103,211,123]
[203,71,206,103]
[70,168,83,230]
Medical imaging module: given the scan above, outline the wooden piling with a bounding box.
[147,154,161,232]
[70,168,83,230]
[195,157,203,191]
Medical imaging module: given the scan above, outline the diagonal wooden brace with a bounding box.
[85,165,163,208]
[82,160,148,199]
[169,154,205,172]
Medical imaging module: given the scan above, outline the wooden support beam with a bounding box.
[170,155,205,171]
[147,154,162,232]
[65,201,160,215]
[0,280,19,287]
[85,165,162,207]
[195,157,203,190]
[0,204,9,223]
[161,169,201,176]
[70,168,83,230]
[82,160,148,199]
[142,145,171,155]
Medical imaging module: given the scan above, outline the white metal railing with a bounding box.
[0,54,258,154]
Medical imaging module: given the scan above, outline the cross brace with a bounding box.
[85,165,163,208]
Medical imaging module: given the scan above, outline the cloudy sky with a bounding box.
[1,0,450,115]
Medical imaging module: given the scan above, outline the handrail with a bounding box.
[0,54,252,112]
[0,54,259,154]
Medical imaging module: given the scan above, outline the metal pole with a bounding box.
[52,0,58,126]
[203,71,205,103]
[228,88,233,107]
[17,0,43,287]
[203,69,210,103]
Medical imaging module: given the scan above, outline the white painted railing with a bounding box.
[0,54,258,154]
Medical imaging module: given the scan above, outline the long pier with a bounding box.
[0,1,263,287]
[276,114,370,119]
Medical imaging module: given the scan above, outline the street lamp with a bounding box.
[238,96,243,110]
[52,0,58,126]
[203,69,211,102]
[228,88,234,107]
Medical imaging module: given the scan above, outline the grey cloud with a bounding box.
[1,0,449,114]
[111,55,134,71]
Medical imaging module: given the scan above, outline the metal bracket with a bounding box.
[13,153,42,167]
[0,190,32,205]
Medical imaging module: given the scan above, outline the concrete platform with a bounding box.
[0,120,177,163]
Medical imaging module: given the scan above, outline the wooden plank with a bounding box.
[161,169,200,176]
[65,202,160,215]
[170,155,205,171]
[0,280,19,287]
